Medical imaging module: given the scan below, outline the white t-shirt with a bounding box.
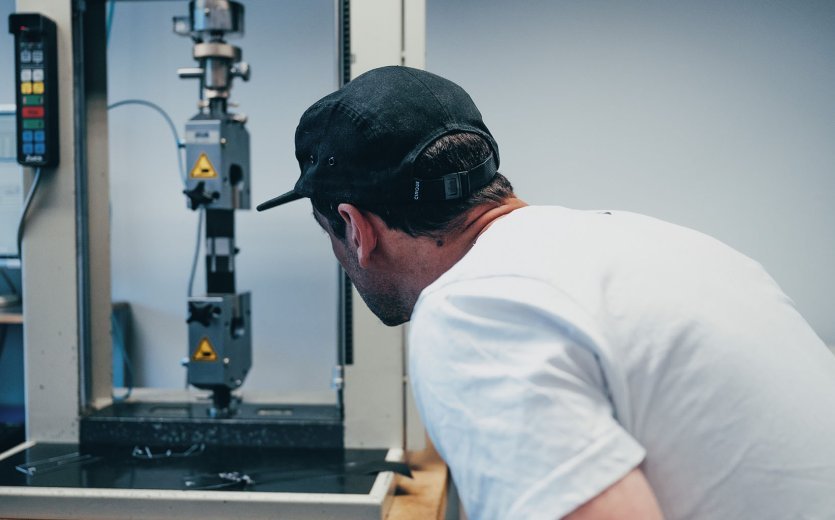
[408,206,835,520]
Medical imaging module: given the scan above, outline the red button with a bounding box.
[22,106,44,118]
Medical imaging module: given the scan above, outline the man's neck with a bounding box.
[461,197,529,247]
[393,197,528,310]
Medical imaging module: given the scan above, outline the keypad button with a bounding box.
[32,50,43,64]
[34,143,46,154]
[20,82,32,95]
[32,69,44,82]
[22,131,33,142]
[33,82,44,95]
[34,131,45,142]
[22,143,34,154]
[22,95,43,106]
[20,50,31,63]
[22,119,44,130]
[20,69,32,81]
[22,106,45,118]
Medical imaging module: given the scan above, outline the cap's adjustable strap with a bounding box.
[411,154,497,202]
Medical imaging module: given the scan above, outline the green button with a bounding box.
[22,95,43,106]
[22,119,44,129]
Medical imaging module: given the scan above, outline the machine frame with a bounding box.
[4,0,426,518]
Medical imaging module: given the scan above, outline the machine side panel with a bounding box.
[343,0,427,451]
[82,0,114,413]
[344,286,404,449]
[19,0,81,443]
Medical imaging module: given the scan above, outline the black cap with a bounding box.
[257,66,499,212]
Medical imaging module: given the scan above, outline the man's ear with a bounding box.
[337,203,378,269]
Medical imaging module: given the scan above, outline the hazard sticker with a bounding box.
[192,337,218,362]
[190,153,218,179]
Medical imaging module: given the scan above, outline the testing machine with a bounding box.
[0,1,428,518]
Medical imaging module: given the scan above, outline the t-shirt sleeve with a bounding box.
[408,275,646,520]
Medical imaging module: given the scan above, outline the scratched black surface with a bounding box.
[0,443,386,494]
[81,401,344,449]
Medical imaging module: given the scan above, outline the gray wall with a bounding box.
[108,0,339,398]
[427,0,835,345]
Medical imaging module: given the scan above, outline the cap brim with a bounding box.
[256,190,305,211]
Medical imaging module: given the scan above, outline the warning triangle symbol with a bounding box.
[192,337,218,362]
[190,153,218,179]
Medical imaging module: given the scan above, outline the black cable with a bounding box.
[16,167,43,260]
[111,312,134,401]
[0,324,7,362]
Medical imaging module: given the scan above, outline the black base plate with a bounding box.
[0,442,386,495]
[81,401,343,449]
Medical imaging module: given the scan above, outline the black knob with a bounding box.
[183,181,219,209]
[188,303,221,327]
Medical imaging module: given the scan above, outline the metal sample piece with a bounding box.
[174,0,252,414]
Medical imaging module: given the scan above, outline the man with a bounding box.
[258,66,835,519]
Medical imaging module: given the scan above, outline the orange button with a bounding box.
[20,82,32,95]
[22,106,45,118]
[33,82,44,95]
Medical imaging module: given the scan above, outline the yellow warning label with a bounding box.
[192,337,218,362]
[189,153,218,179]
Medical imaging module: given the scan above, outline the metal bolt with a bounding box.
[180,357,190,367]
[223,357,230,365]
[220,137,227,146]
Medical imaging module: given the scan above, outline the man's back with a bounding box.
[409,205,835,519]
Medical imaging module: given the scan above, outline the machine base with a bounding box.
[81,400,344,449]
[0,442,401,520]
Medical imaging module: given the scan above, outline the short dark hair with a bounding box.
[312,132,515,239]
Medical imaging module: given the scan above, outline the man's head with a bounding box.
[258,66,517,324]
[311,132,515,325]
